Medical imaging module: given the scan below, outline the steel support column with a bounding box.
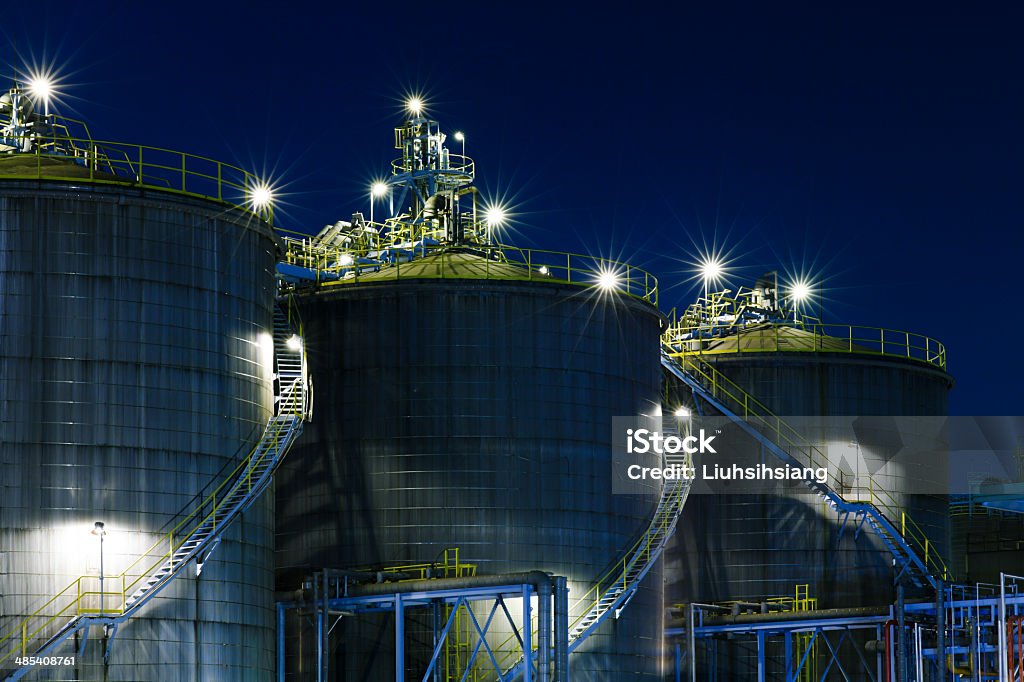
[396,593,405,682]
[757,630,766,682]
[524,585,533,682]
[897,584,907,682]
[554,576,569,681]
[784,630,793,682]
[538,579,552,682]
[937,581,946,680]
[277,602,286,682]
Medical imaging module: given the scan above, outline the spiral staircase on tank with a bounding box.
[659,350,948,591]
[497,427,694,680]
[0,298,310,682]
[501,344,946,681]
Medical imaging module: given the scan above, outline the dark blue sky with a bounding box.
[8,3,1022,415]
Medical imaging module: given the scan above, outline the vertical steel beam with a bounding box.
[396,593,405,682]
[936,581,946,680]
[553,576,569,681]
[1000,573,1008,682]
[690,605,697,682]
[756,630,766,682]
[784,630,793,682]
[538,579,552,682]
[315,578,323,682]
[323,571,330,682]
[433,600,442,682]
[675,641,682,682]
[897,584,907,682]
[524,585,533,682]
[875,624,883,682]
[277,603,286,682]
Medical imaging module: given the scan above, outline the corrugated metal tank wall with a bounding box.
[0,183,277,681]
[666,350,952,678]
[276,262,665,680]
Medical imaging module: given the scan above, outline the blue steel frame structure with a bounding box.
[276,572,570,682]
[667,580,1024,681]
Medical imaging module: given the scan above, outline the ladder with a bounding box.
[0,299,309,681]
[660,350,946,590]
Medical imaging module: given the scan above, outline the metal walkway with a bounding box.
[660,350,946,590]
[0,299,310,681]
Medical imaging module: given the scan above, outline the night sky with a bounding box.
[7,3,1022,415]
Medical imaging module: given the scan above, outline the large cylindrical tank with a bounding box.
[0,174,277,680]
[275,252,665,680]
[666,325,952,677]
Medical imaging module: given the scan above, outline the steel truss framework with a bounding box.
[277,573,570,682]
[668,576,1024,681]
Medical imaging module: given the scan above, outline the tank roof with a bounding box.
[702,323,856,354]
[330,250,543,283]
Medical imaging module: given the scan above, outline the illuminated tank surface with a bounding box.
[0,178,277,681]
[275,252,667,680]
[665,322,952,677]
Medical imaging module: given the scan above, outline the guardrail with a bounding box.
[663,322,947,371]
[0,133,271,222]
[280,236,660,307]
[390,152,474,177]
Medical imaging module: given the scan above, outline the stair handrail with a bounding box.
[662,349,949,582]
[493,443,693,678]
[0,299,308,674]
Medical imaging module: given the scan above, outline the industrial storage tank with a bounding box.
[0,87,278,681]
[663,286,953,676]
[274,107,667,680]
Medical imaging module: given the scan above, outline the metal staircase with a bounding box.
[0,298,309,681]
[498,436,693,680]
[660,350,947,590]
[567,466,691,647]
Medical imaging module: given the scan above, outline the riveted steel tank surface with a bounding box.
[666,327,952,678]
[275,252,665,680]
[0,180,277,681]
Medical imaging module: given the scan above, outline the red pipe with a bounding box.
[884,619,897,682]
[1017,615,1024,682]
[1009,615,1024,682]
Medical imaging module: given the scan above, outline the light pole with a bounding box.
[790,280,811,322]
[700,257,722,303]
[485,205,506,245]
[454,131,465,163]
[92,521,106,614]
[28,75,54,117]
[370,181,388,224]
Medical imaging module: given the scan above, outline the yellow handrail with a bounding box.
[279,235,660,307]
[489,475,690,673]
[663,321,947,371]
[0,379,304,667]
[0,133,271,223]
[671,353,950,581]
